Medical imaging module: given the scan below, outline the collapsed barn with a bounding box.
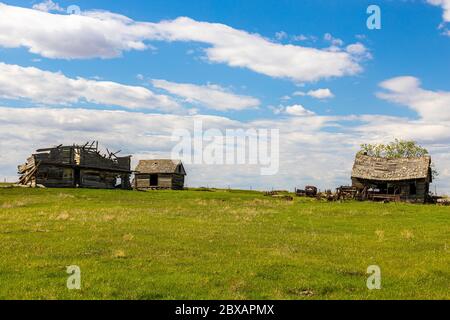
[351,154,432,203]
[18,142,132,189]
[134,160,186,190]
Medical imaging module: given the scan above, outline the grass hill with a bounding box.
[0,186,448,299]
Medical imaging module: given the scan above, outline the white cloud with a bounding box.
[275,31,288,41]
[292,34,310,41]
[283,104,316,117]
[1,106,450,193]
[293,88,335,99]
[346,42,372,59]
[324,33,344,47]
[377,76,450,121]
[427,0,450,35]
[152,18,365,82]
[0,62,181,112]
[32,0,64,12]
[346,43,366,54]
[0,106,346,190]
[428,0,450,22]
[152,79,260,111]
[0,3,155,59]
[307,88,335,99]
[0,3,367,82]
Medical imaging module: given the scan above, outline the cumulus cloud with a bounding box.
[292,34,315,42]
[1,103,450,194]
[152,79,260,111]
[428,0,450,22]
[0,3,367,82]
[2,106,450,193]
[377,76,450,120]
[427,0,450,35]
[346,43,372,59]
[0,3,155,59]
[324,33,344,47]
[346,43,366,54]
[0,62,181,112]
[273,104,316,117]
[294,88,335,99]
[285,105,316,116]
[0,106,351,189]
[151,17,366,82]
[275,31,288,41]
[32,0,64,12]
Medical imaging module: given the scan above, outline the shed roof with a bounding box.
[351,154,431,181]
[135,160,186,175]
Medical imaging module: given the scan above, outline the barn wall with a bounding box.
[157,174,173,188]
[19,145,132,189]
[117,157,131,171]
[46,147,74,165]
[172,174,185,190]
[35,165,74,188]
[412,180,428,203]
[134,173,184,190]
[79,169,117,189]
[119,174,131,189]
[80,151,113,168]
[135,174,151,189]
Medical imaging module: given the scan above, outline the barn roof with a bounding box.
[351,154,431,181]
[135,160,186,175]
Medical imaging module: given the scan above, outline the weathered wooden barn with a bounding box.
[18,142,132,189]
[134,160,186,190]
[351,154,432,203]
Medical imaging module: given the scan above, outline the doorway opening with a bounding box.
[74,168,81,187]
[150,174,158,187]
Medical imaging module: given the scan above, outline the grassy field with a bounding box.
[0,186,448,300]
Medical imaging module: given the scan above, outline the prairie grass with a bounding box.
[0,187,448,300]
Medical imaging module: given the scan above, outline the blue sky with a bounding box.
[1,0,448,119]
[0,0,450,191]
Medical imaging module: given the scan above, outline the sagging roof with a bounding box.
[20,142,131,173]
[135,160,186,175]
[351,154,431,181]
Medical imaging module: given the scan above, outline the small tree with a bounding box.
[358,139,438,179]
[359,139,429,158]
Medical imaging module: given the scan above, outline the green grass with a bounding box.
[0,183,14,187]
[0,187,448,300]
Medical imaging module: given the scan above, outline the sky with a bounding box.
[0,0,449,192]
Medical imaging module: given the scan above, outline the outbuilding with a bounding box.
[134,160,186,190]
[351,153,432,203]
[18,142,132,189]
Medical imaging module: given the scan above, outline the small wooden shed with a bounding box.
[134,160,186,190]
[351,154,432,203]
